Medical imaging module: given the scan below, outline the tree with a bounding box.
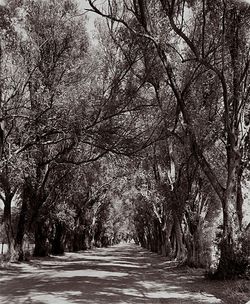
[88,0,250,278]
[0,0,89,260]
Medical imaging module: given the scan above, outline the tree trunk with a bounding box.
[152,218,161,253]
[3,196,16,261]
[33,220,49,257]
[217,197,240,278]
[15,199,28,261]
[162,217,174,257]
[51,221,65,255]
[185,229,203,267]
[72,234,80,252]
[217,149,244,279]
[172,214,186,260]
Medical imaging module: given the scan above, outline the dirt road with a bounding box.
[0,243,224,303]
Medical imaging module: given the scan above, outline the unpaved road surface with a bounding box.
[0,243,225,303]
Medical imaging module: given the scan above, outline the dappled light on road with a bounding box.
[49,269,128,279]
[0,244,223,304]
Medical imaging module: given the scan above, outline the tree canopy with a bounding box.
[0,0,249,280]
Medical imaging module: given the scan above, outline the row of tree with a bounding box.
[86,0,250,279]
[0,0,138,261]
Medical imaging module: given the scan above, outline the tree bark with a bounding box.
[172,214,186,260]
[2,195,16,261]
[162,218,174,257]
[51,221,65,255]
[217,153,242,278]
[33,220,49,257]
[15,199,28,261]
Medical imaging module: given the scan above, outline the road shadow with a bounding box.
[0,243,223,304]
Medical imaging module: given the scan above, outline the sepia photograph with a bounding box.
[0,0,250,303]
